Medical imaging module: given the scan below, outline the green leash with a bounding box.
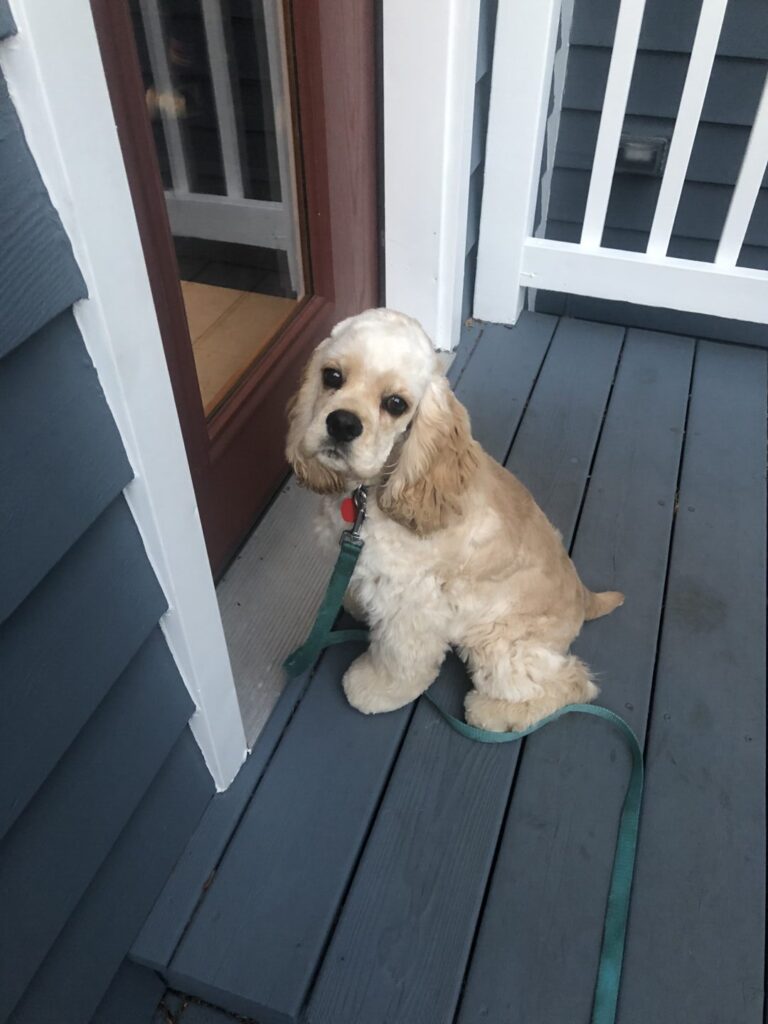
[282,534,367,677]
[426,697,643,1024]
[284,493,643,1024]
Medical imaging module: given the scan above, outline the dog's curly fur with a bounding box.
[286,308,623,731]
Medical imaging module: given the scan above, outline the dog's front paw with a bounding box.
[343,653,412,715]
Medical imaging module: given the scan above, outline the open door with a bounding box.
[91,0,379,575]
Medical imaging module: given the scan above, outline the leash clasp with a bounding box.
[342,484,368,546]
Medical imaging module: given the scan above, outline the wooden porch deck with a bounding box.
[134,313,767,1024]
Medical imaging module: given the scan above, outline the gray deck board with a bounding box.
[131,665,315,972]
[453,313,557,461]
[446,319,483,388]
[307,318,623,1024]
[505,317,624,539]
[618,341,767,1023]
[306,658,517,1024]
[142,317,766,1024]
[457,329,695,1023]
[168,639,409,1024]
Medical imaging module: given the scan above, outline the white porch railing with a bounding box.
[138,0,303,295]
[475,0,768,325]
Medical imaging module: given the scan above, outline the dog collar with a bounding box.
[340,485,367,543]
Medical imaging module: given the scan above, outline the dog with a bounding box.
[286,308,623,731]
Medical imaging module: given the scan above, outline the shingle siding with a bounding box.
[0,21,213,1024]
[570,0,768,59]
[536,0,768,343]
[0,310,132,624]
[0,74,86,356]
[9,730,211,1024]
[462,0,498,323]
[0,1,14,41]
[0,498,169,841]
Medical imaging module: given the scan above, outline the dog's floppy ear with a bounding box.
[378,376,479,535]
[285,343,345,495]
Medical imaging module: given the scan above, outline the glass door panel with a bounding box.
[130,0,306,415]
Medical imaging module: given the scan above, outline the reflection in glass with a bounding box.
[130,0,306,414]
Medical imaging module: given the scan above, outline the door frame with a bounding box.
[4,0,248,789]
[91,0,380,574]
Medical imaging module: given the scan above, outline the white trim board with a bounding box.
[522,238,768,324]
[383,0,482,350]
[2,0,248,789]
[474,0,561,324]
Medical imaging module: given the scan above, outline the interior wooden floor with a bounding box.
[133,313,767,1024]
[181,280,297,414]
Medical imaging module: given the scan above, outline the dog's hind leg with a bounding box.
[463,640,598,733]
[464,691,532,733]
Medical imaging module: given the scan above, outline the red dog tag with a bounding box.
[340,496,356,523]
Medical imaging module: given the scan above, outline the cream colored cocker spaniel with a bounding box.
[286,308,623,731]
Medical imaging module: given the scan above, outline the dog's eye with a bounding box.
[382,394,408,417]
[322,367,343,390]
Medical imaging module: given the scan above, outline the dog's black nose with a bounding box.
[326,409,363,442]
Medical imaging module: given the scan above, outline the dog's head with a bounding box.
[286,308,479,534]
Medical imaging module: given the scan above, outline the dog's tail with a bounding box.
[584,588,624,621]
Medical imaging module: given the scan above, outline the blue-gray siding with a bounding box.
[0,21,212,1024]
[0,75,86,356]
[10,731,211,1024]
[0,498,167,841]
[570,0,768,59]
[0,310,132,625]
[462,0,498,322]
[534,0,768,343]
[0,1,14,39]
